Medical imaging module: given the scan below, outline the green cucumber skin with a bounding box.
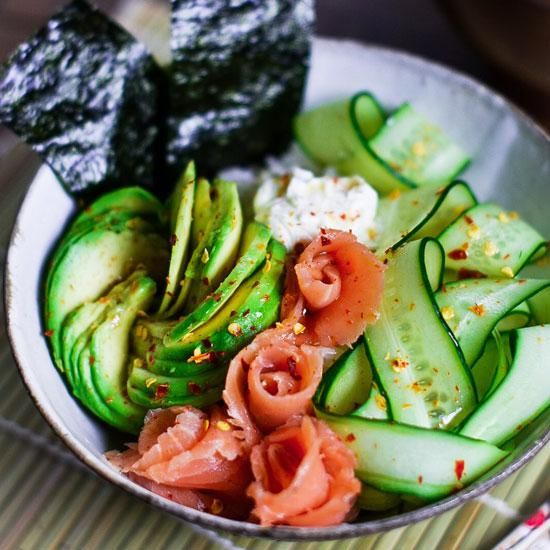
[369,104,470,187]
[158,162,196,315]
[439,203,547,278]
[436,278,550,366]
[317,409,508,501]
[365,238,476,430]
[375,180,477,253]
[353,382,390,421]
[358,484,401,512]
[460,325,550,446]
[166,221,272,344]
[471,332,509,402]
[298,96,469,195]
[315,341,372,416]
[293,92,385,167]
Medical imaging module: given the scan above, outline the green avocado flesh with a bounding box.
[127,238,285,409]
[46,165,285,431]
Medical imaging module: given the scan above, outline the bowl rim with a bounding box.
[4,36,550,541]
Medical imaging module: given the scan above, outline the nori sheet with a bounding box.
[167,0,314,179]
[0,0,162,197]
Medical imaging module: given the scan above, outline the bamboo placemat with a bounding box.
[0,143,548,550]
[0,2,549,542]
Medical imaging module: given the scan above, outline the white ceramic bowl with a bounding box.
[5,38,550,540]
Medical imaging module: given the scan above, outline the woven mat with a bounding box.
[1,142,549,550]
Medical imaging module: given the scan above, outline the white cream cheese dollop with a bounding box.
[254,168,378,250]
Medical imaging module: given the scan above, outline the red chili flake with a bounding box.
[448,248,468,260]
[202,277,210,286]
[202,338,212,349]
[188,382,202,395]
[148,354,155,365]
[261,294,270,302]
[345,433,356,442]
[169,233,178,246]
[252,280,260,288]
[89,355,95,365]
[287,357,301,380]
[310,211,316,216]
[155,383,169,400]
[320,228,327,235]
[454,459,465,481]
[457,269,487,280]
[383,258,389,265]
[418,475,423,485]
[44,329,54,337]
[148,343,157,353]
[321,235,332,246]
[340,213,347,220]
[250,325,257,331]
[441,283,447,293]
[464,215,474,225]
[213,293,221,302]
[242,308,250,317]
[230,310,237,317]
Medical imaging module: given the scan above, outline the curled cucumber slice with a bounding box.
[460,325,550,446]
[375,180,477,253]
[316,408,508,501]
[439,203,547,278]
[364,238,476,430]
[295,93,469,194]
[435,277,550,365]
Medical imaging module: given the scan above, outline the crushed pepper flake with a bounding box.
[391,357,409,373]
[501,266,514,278]
[375,395,387,411]
[227,322,243,336]
[441,306,455,321]
[498,212,510,223]
[201,248,210,263]
[388,189,401,201]
[468,304,486,317]
[216,420,231,432]
[293,322,306,335]
[483,240,498,257]
[145,377,157,389]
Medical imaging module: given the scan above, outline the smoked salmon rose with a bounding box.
[106,405,252,517]
[247,415,361,526]
[223,328,326,447]
[287,228,385,346]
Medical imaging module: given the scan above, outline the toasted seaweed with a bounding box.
[167,0,314,179]
[0,0,162,197]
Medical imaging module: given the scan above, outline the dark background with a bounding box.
[0,0,548,136]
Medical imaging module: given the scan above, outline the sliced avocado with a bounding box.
[87,272,155,433]
[158,162,196,315]
[73,186,166,228]
[151,238,286,363]
[165,221,272,344]
[166,179,243,316]
[128,364,227,401]
[45,219,169,370]
[128,384,222,409]
[61,301,109,397]
[191,177,211,247]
